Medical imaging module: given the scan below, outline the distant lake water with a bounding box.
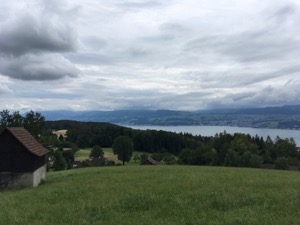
[126,125,300,147]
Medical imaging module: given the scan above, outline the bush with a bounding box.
[81,160,91,168]
[132,154,140,163]
[275,157,289,170]
[241,151,262,168]
[288,157,299,166]
[249,154,263,168]
[106,160,115,166]
[224,149,240,167]
[90,145,104,158]
[162,153,176,165]
[53,151,67,171]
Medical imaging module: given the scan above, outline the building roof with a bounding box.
[140,156,159,165]
[3,127,49,157]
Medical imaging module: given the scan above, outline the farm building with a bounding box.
[140,156,159,165]
[0,127,49,189]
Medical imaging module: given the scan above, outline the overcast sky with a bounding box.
[1,0,300,111]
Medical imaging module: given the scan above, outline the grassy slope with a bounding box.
[0,166,299,225]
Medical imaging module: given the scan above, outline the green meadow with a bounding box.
[0,166,299,225]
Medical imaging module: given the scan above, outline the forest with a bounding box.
[45,120,300,170]
[1,110,300,171]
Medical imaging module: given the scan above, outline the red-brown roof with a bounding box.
[4,127,49,156]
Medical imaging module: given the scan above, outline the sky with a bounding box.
[0,0,300,111]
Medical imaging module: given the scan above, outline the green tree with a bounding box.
[112,136,134,165]
[0,109,12,128]
[274,137,297,159]
[241,151,262,168]
[224,149,240,167]
[23,110,45,138]
[162,152,176,165]
[62,150,75,169]
[178,148,194,165]
[77,135,90,148]
[133,154,140,163]
[274,157,289,170]
[11,111,24,127]
[90,145,104,158]
[0,110,24,128]
[0,110,45,140]
[53,151,67,171]
[58,134,64,142]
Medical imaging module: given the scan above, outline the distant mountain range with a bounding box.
[41,105,300,129]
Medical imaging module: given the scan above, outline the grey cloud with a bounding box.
[82,36,107,51]
[0,1,80,82]
[15,90,82,100]
[2,0,300,111]
[67,46,153,65]
[159,23,190,37]
[142,34,176,43]
[185,28,299,63]
[185,3,300,64]
[271,64,300,77]
[0,13,77,56]
[248,85,300,106]
[0,84,13,95]
[117,1,162,9]
[224,65,300,87]
[0,54,80,81]
[182,63,300,90]
[66,53,114,65]
[124,47,152,58]
[273,3,297,21]
[112,91,215,110]
[228,92,255,102]
[223,32,299,63]
[215,83,300,109]
[141,23,189,44]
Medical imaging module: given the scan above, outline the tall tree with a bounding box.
[0,110,13,128]
[53,150,67,171]
[23,110,45,138]
[112,136,134,165]
[0,110,44,137]
[11,111,24,127]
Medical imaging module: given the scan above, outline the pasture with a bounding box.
[74,147,123,164]
[74,148,142,165]
[0,166,299,225]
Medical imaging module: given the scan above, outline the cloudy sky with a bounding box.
[0,0,300,111]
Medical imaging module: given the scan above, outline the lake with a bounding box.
[126,125,300,147]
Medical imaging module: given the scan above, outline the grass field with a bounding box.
[0,166,299,225]
[74,148,142,165]
[74,148,123,164]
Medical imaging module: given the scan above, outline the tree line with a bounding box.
[1,110,299,170]
[48,119,300,170]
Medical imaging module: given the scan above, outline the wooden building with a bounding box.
[0,127,49,189]
[140,156,159,165]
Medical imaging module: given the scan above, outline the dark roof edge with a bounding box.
[3,127,49,157]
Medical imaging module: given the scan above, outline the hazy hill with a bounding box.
[42,105,300,129]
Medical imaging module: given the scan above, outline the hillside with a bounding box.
[41,105,300,129]
[1,166,299,225]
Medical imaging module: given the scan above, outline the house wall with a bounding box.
[33,164,47,187]
[0,130,39,173]
[0,165,47,189]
